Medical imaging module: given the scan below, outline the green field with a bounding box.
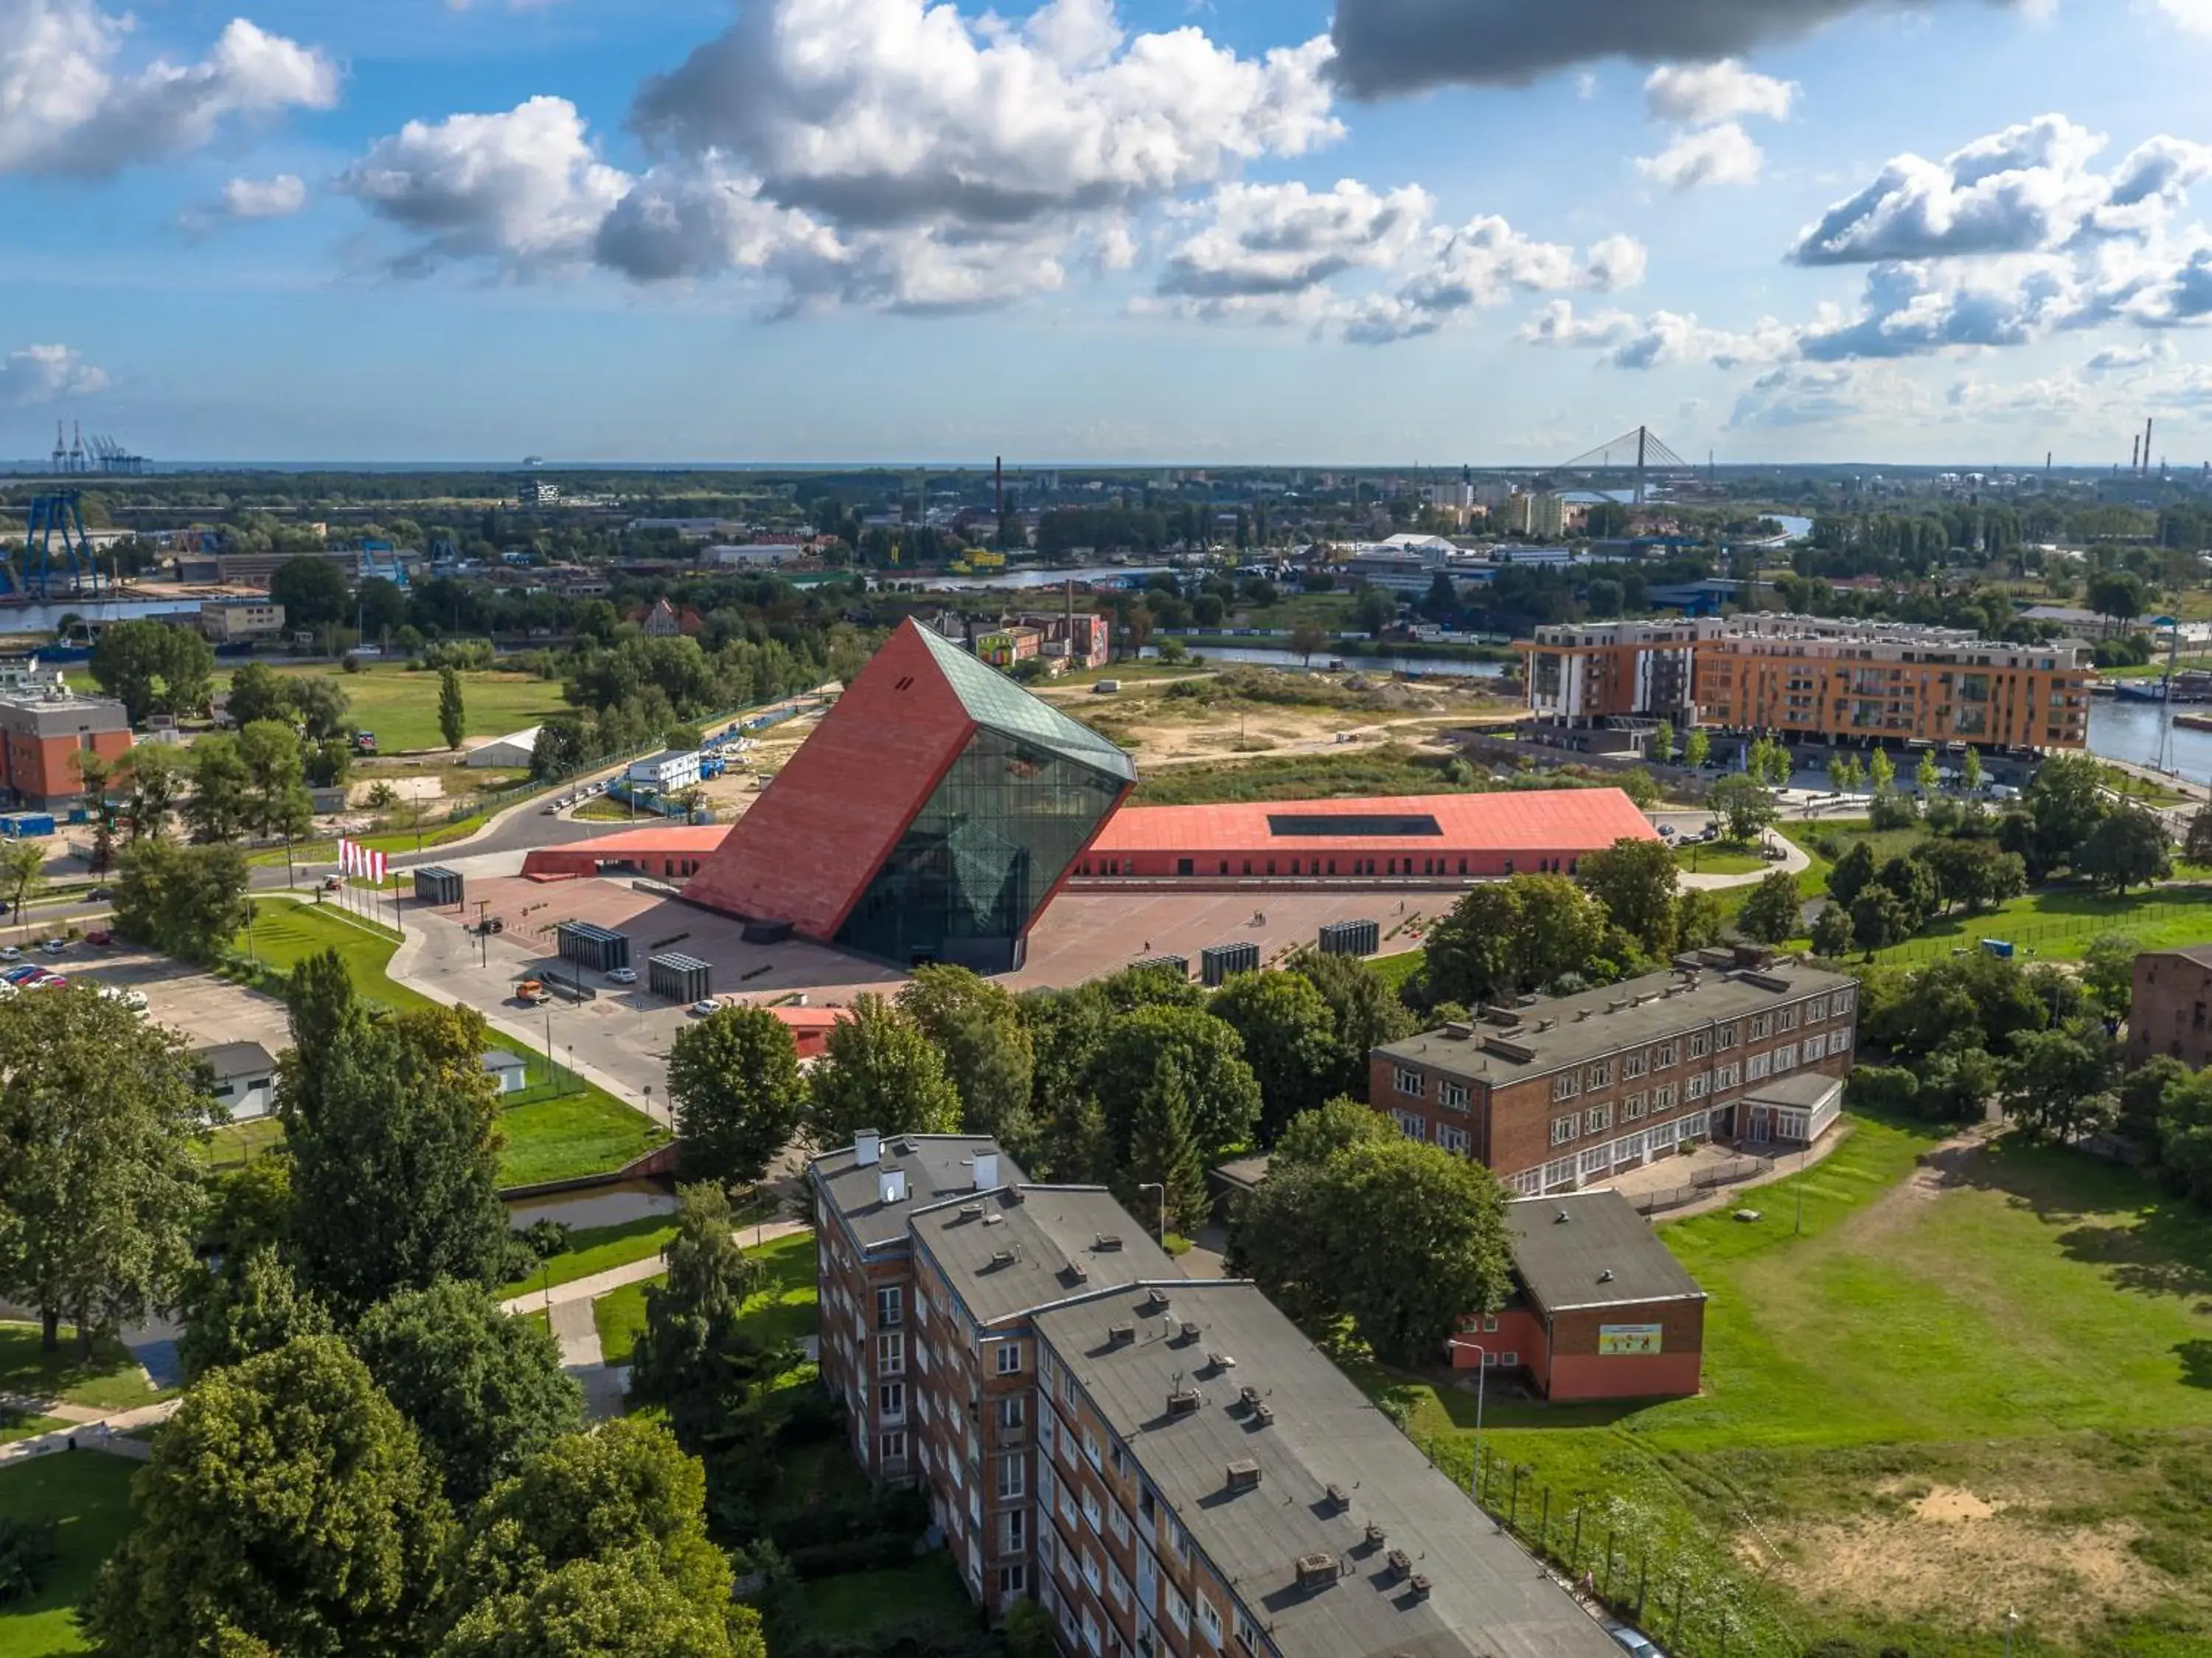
[498,1213,680,1301]
[0,1454,138,1657]
[221,903,667,1188]
[0,1411,66,1445]
[1360,1118,2212,1657]
[214,663,568,754]
[1674,839,1770,875]
[1869,882,2212,964]
[0,1325,165,1415]
[594,1230,815,1367]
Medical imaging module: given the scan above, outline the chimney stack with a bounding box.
[855,1129,881,1167]
[973,1152,999,1191]
[2145,418,2155,476]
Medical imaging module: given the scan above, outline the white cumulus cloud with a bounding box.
[220,173,307,219]
[1638,122,1764,190]
[1153,178,1430,307]
[1644,58,1794,125]
[0,0,338,178]
[0,343,108,405]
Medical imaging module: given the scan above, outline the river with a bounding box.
[1161,644,1509,678]
[2085,698,2212,787]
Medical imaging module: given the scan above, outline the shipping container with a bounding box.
[1318,919,1380,957]
[1131,954,1191,979]
[1200,942,1260,988]
[557,920,633,974]
[649,952,713,1003]
[414,866,465,907]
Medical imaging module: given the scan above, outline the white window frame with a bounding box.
[877,1286,903,1328]
[1552,1070,1582,1101]
[1747,1050,1773,1081]
[1774,1042,1799,1072]
[1623,1052,1648,1078]
[1585,1102,1613,1132]
[1438,1123,1471,1156]
[1551,1113,1581,1146]
[1440,1079,1471,1113]
[1686,1072,1710,1100]
[1688,1032,1709,1059]
[1392,1064,1424,1098]
[877,1332,905,1376]
[1588,1059,1612,1089]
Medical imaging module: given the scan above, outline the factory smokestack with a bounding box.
[2132,435,2140,471]
[995,456,1004,519]
[2145,419,2155,476]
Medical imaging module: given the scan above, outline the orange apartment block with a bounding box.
[0,683,132,808]
[1520,614,2094,752]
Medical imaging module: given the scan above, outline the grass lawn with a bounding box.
[198,1114,285,1170]
[498,1213,680,1300]
[2096,763,2191,808]
[0,1325,165,1413]
[595,1230,815,1367]
[1675,839,1769,876]
[247,814,489,870]
[214,662,568,754]
[0,1410,66,1445]
[232,900,433,1015]
[0,1454,139,1657]
[1869,881,2212,965]
[1356,1116,2212,1656]
[796,1556,976,1641]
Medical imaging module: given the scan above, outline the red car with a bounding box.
[86,930,111,946]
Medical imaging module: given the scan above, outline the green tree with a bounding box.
[1281,948,1415,1100]
[1850,885,1916,951]
[2118,1053,2188,1148]
[439,667,467,752]
[1737,870,1803,944]
[118,743,187,839]
[1676,887,1727,949]
[291,675,352,743]
[187,731,255,842]
[0,840,45,937]
[1809,902,1857,957]
[1121,1056,1209,1235]
[0,986,206,1354]
[1091,1002,1262,1163]
[2188,800,2212,867]
[2003,751,2109,880]
[667,1005,807,1187]
[2153,1070,2212,1204]
[626,1184,790,1465]
[283,998,510,1314]
[1916,750,1941,795]
[1287,621,1329,666]
[805,993,961,1146]
[271,555,353,630]
[1682,726,1711,770]
[1271,1098,1396,1170]
[110,839,250,963]
[84,1336,453,1658]
[1868,747,1896,794]
[1423,875,1610,1007]
[1963,747,1985,793]
[1649,720,1674,765]
[1707,773,1780,844]
[2000,1024,2118,1143]
[1352,584,1395,636]
[177,1244,334,1381]
[897,965,1037,1156]
[1827,841,1878,908]
[354,1279,583,1505]
[1576,836,1681,957]
[2079,934,2140,1021]
[1208,971,1339,1145]
[90,620,214,723]
[224,660,293,728]
[2076,807,2172,895]
[440,1419,758,1658]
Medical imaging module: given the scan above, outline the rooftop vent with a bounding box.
[990,1248,1016,1267]
[1575,1009,1591,1021]
[855,1129,881,1167]
[1386,1548,1413,1581]
[1178,1320,1201,1344]
[1239,1384,1262,1409]
[1225,1459,1262,1493]
[1252,1401,1274,1425]
[1554,1208,1572,1224]
[877,1168,908,1205]
[1143,1288,1172,1314]
[1365,1522,1387,1550]
[1094,1233,1124,1252]
[1599,1267,1615,1282]
[1294,1553,1338,1592]
[1324,1483,1349,1510]
[1408,1575,1433,1601]
[1108,1321,1135,1346]
[959,1201,984,1219]
[1006,1187,1026,1206]
[1537,1017,1557,1032]
[1065,1260,1089,1283]
[1442,1021,1474,1039]
[982,1213,1005,1227]
[1167,1387,1202,1417]
[894,1137,918,1155]
[1206,1351,1236,1371]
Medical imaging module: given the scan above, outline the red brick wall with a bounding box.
[2127,953,2212,1070]
[1545,1301,1704,1401]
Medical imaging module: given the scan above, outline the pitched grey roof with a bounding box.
[192,1041,276,1079]
[1033,1282,1620,1658]
[1742,1071,1843,1110]
[912,1185,1175,1326]
[481,1050,527,1072]
[1503,1191,1705,1315]
[911,620,1137,783]
[813,1135,1027,1252]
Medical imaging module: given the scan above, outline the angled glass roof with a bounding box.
[913,623,1138,784]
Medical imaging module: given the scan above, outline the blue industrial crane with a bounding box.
[7,493,102,600]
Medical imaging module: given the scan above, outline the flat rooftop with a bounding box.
[1377,960,1859,1083]
[911,1184,1176,1326]
[1033,1281,1619,1658]
[1088,790,1657,858]
[814,1134,1026,1252]
[1504,1191,1705,1314]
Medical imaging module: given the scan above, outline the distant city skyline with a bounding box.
[2,0,2211,465]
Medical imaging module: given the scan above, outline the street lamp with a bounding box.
[1136,1182,1166,1247]
[2003,1609,2020,1658]
[1446,1336,1490,1510]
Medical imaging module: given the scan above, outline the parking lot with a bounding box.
[2,936,296,1057]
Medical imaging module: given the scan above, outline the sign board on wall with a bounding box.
[1598,1323,1663,1356]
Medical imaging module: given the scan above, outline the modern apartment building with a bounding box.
[1520,620,1703,726]
[1695,615,2093,751]
[810,1134,1620,1658]
[1518,614,2095,752]
[1370,954,1859,1196]
[0,676,133,808]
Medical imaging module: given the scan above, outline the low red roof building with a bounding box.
[521,825,729,881]
[1077,788,1656,881]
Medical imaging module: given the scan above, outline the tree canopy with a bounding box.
[805,993,962,1147]
[667,1005,806,1187]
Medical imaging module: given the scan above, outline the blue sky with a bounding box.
[4,0,2212,465]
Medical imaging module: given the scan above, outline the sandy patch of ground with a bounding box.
[348,775,445,805]
[1750,1499,2152,1640]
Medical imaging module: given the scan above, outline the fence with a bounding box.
[1627,1153,1775,1216]
[1406,1429,1789,1658]
[1872,898,2212,965]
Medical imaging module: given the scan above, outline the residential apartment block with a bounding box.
[2124,946,2212,1069]
[810,1132,1619,1658]
[1370,955,1859,1196]
[1518,614,2094,752]
[0,675,132,808]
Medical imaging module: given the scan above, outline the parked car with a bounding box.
[321,875,344,892]
[85,929,111,946]
[2,965,44,984]
[606,967,638,985]
[34,974,66,989]
[1,946,19,961]
[690,999,720,1016]
[86,887,111,901]
[39,938,66,954]
[516,980,552,1005]
[1607,1630,1664,1658]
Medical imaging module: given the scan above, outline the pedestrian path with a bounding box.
[497,1218,810,1318]
[0,1399,179,1470]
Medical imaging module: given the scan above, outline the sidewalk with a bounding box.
[499,1218,811,1317]
[0,1398,179,1469]
[1676,831,1810,892]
